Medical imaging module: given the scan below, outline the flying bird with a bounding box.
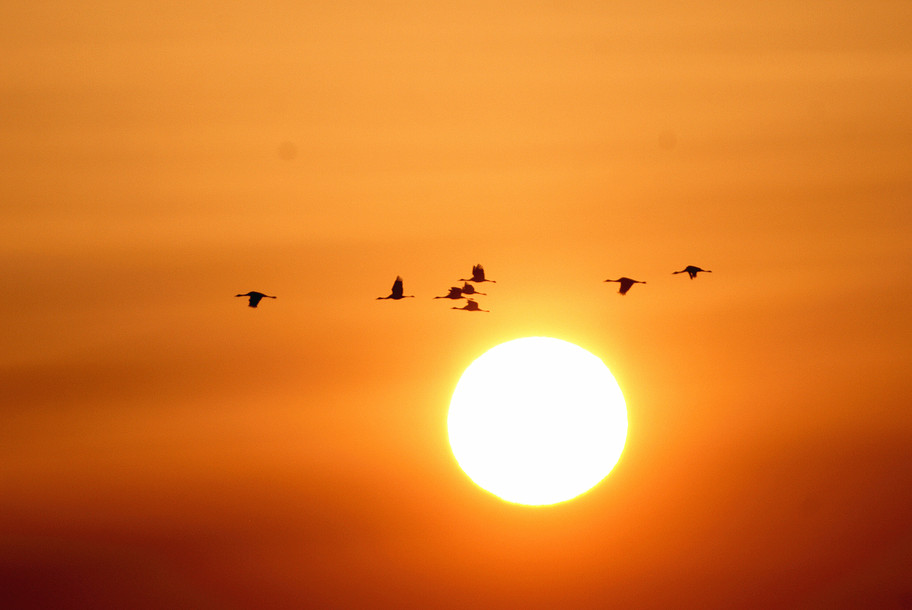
[377,276,415,300]
[604,277,646,295]
[460,264,496,283]
[235,291,276,308]
[460,282,486,296]
[452,299,489,312]
[434,286,465,300]
[673,265,712,279]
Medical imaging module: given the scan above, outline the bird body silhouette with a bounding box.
[673,265,712,279]
[452,298,489,312]
[236,291,276,308]
[434,286,465,300]
[460,282,486,296]
[604,277,646,295]
[377,276,414,300]
[460,264,496,283]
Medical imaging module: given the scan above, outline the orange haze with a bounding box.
[2,1,911,607]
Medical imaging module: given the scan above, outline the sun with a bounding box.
[447,337,628,506]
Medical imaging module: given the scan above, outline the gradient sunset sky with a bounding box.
[3,1,911,607]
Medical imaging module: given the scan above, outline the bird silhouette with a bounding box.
[236,291,276,308]
[673,265,712,279]
[460,282,486,296]
[604,277,646,295]
[452,298,489,312]
[377,276,415,300]
[460,264,496,283]
[434,286,465,300]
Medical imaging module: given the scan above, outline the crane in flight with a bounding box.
[460,264,496,284]
[459,282,486,296]
[377,276,415,300]
[672,265,712,279]
[452,299,489,312]
[235,291,276,308]
[604,277,646,295]
[434,286,465,300]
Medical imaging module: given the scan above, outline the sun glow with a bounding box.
[448,337,628,506]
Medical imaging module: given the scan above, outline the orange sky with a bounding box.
[3,1,912,607]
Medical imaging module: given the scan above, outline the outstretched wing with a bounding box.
[618,279,633,295]
[392,276,404,299]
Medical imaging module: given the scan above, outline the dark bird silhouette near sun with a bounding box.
[235,291,276,308]
[460,282,486,296]
[460,264,496,284]
[604,277,646,295]
[434,286,465,300]
[452,298,489,312]
[673,265,712,279]
[377,276,415,300]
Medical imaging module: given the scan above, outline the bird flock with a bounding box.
[373,264,495,312]
[236,264,711,309]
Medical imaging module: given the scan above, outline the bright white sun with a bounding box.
[448,337,628,506]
